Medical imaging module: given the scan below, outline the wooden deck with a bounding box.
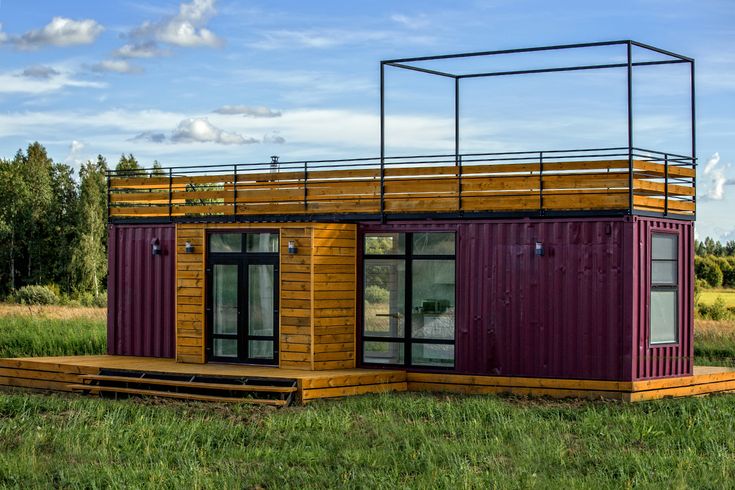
[1,356,731,403]
[108,157,696,220]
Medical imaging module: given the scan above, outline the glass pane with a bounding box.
[412,233,455,255]
[249,264,274,337]
[213,264,238,335]
[652,261,677,285]
[363,341,404,365]
[365,233,405,255]
[210,233,241,253]
[249,340,274,359]
[412,343,454,367]
[246,233,279,253]
[651,290,677,344]
[652,234,677,260]
[411,260,455,340]
[364,259,405,337]
[214,338,237,358]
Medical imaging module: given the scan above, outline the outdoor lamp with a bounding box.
[288,240,298,254]
[535,241,544,257]
[151,238,162,256]
[185,241,194,254]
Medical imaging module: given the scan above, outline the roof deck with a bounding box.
[108,147,695,223]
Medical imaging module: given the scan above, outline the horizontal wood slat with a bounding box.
[109,159,696,218]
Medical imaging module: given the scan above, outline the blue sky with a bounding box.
[0,0,733,239]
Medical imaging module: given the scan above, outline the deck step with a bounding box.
[67,384,287,406]
[77,374,297,393]
[69,369,298,406]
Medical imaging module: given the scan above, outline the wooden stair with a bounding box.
[68,369,298,407]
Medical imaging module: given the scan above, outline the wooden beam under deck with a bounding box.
[1,356,733,403]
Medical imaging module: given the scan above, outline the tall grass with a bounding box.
[0,315,105,358]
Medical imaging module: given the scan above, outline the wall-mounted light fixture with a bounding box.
[270,155,279,174]
[288,240,298,254]
[534,241,544,257]
[151,238,162,256]
[184,241,194,254]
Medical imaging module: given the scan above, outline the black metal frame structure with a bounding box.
[379,40,696,206]
[107,40,697,224]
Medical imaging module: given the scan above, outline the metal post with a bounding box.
[106,171,112,223]
[232,165,238,216]
[454,77,460,167]
[664,154,669,216]
[303,161,308,210]
[539,152,544,213]
[626,41,634,214]
[168,168,173,222]
[380,62,386,219]
[457,155,463,211]
[690,59,697,218]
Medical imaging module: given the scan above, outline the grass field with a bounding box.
[1,306,735,487]
[699,288,735,308]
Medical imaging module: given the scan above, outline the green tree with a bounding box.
[150,160,165,177]
[43,164,79,292]
[115,153,142,176]
[0,158,29,291]
[695,256,723,288]
[71,157,108,297]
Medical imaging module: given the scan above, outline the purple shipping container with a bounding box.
[107,224,176,358]
[360,216,693,381]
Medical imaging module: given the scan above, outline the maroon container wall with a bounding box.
[631,217,694,379]
[107,224,175,358]
[361,218,632,381]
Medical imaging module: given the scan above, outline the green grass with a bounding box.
[1,390,735,488]
[0,314,105,358]
[699,288,735,308]
[2,309,735,487]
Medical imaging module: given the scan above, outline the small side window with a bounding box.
[650,233,678,344]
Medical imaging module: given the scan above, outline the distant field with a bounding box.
[699,289,735,308]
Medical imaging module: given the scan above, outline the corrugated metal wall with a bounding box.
[455,219,630,380]
[108,224,176,358]
[631,217,694,379]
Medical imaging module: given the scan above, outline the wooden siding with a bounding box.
[109,159,695,219]
[175,222,356,370]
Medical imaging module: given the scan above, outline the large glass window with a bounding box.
[650,233,678,344]
[362,231,456,367]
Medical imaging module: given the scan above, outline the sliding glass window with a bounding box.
[362,232,456,368]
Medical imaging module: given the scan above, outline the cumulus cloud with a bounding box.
[114,41,169,58]
[701,152,733,201]
[9,17,103,50]
[130,0,221,48]
[0,70,104,94]
[171,118,256,144]
[130,131,168,143]
[88,60,143,74]
[213,105,281,118]
[65,140,86,165]
[19,65,61,79]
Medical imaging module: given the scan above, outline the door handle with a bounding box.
[376,313,402,319]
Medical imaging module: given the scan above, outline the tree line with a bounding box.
[0,142,145,302]
[695,238,735,289]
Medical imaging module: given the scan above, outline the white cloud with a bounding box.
[114,41,169,58]
[0,70,105,94]
[65,140,86,165]
[703,152,720,175]
[20,65,61,79]
[390,14,430,29]
[213,105,281,117]
[88,60,143,74]
[9,17,103,50]
[131,0,221,48]
[0,24,7,43]
[170,117,258,145]
[130,131,167,143]
[263,133,286,144]
[250,29,433,50]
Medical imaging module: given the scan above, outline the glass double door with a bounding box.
[207,255,278,365]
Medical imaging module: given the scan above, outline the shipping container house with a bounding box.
[3,41,717,403]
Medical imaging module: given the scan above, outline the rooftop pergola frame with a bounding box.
[379,40,696,212]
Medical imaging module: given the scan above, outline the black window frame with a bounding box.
[360,231,457,369]
[649,231,679,346]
